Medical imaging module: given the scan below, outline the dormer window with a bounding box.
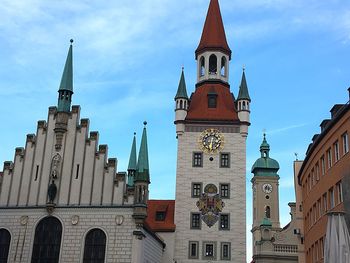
[208,91,218,108]
[155,211,166,221]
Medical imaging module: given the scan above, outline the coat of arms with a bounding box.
[196,184,225,227]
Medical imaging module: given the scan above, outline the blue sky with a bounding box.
[0,0,349,261]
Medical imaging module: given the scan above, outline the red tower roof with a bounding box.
[186,83,239,123]
[195,0,231,58]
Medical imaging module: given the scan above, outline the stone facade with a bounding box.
[0,42,164,263]
[174,127,246,262]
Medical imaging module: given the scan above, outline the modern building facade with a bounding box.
[0,41,165,263]
[295,89,350,263]
[251,135,298,263]
[173,0,250,262]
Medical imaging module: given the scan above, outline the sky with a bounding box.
[0,0,350,261]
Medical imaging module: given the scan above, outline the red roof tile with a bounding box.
[146,200,176,232]
[186,83,239,122]
[196,0,231,58]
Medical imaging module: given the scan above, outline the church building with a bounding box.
[251,134,298,263]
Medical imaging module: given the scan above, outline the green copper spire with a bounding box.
[127,133,137,187]
[128,133,137,171]
[135,122,150,183]
[260,133,270,157]
[57,39,74,112]
[251,133,280,175]
[174,67,188,100]
[237,68,251,101]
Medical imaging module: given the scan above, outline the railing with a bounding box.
[274,244,298,253]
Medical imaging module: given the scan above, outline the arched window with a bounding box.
[83,229,106,263]
[209,55,217,75]
[31,217,62,263]
[0,229,11,263]
[180,100,183,109]
[265,206,271,218]
[200,57,205,76]
[221,57,226,76]
[242,101,246,110]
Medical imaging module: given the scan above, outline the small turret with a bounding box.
[174,68,189,136]
[57,39,74,113]
[237,68,251,137]
[133,122,150,226]
[54,40,74,150]
[127,133,137,187]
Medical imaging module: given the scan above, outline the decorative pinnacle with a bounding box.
[134,132,136,135]
[70,39,74,44]
[143,121,147,126]
[243,64,245,71]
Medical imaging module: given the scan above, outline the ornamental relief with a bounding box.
[196,184,225,227]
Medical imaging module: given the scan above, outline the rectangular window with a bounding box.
[34,165,39,181]
[334,141,340,162]
[219,214,230,230]
[188,241,199,259]
[311,169,315,186]
[202,242,216,260]
[191,213,201,229]
[221,242,231,260]
[343,132,349,155]
[208,95,217,108]
[337,181,343,203]
[192,183,202,197]
[313,204,317,224]
[220,183,230,199]
[317,199,321,219]
[155,211,166,221]
[323,193,327,213]
[315,163,320,181]
[308,175,311,190]
[193,152,203,167]
[327,148,332,169]
[321,156,325,176]
[220,153,230,168]
[329,188,334,209]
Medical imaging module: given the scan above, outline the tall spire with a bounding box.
[57,39,74,112]
[127,133,137,187]
[174,68,188,100]
[237,69,251,101]
[128,133,137,171]
[195,0,231,58]
[135,122,150,183]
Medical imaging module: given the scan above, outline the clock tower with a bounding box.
[173,0,250,262]
[251,134,281,259]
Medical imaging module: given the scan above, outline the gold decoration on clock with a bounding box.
[198,129,224,154]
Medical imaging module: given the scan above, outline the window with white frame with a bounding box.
[342,132,349,155]
[327,148,332,169]
[334,141,339,162]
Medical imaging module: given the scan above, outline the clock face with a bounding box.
[198,129,224,154]
[262,183,273,194]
